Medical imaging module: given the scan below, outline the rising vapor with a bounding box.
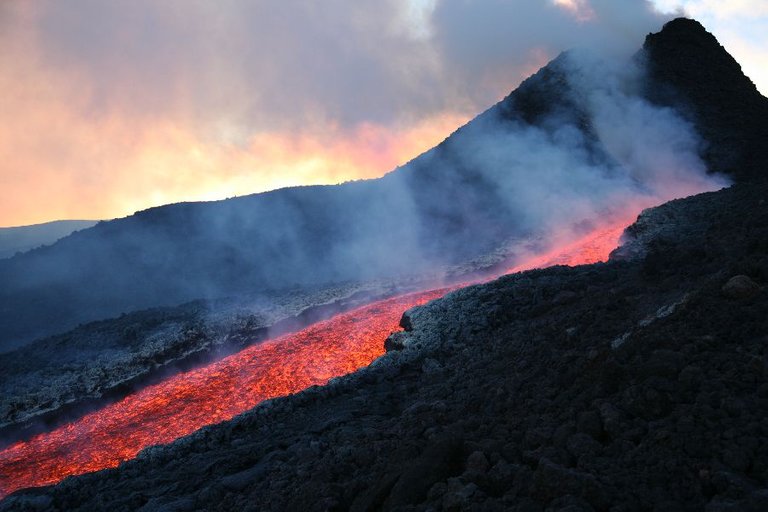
[0,27,728,350]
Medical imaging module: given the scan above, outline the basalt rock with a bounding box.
[721,275,761,300]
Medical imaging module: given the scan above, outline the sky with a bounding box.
[0,0,765,227]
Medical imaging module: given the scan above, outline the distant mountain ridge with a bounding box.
[0,220,98,260]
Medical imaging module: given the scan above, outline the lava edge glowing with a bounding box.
[0,218,629,498]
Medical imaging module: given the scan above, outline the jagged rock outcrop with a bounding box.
[643,18,768,182]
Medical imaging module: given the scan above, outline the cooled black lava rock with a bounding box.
[643,18,768,182]
[721,275,761,300]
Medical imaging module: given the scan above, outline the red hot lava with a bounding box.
[0,289,446,497]
[0,218,630,498]
[507,221,631,273]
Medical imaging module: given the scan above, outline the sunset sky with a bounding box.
[1,0,766,227]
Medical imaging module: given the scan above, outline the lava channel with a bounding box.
[0,219,631,498]
[0,289,446,498]
[507,221,631,273]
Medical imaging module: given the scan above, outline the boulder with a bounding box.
[384,332,408,352]
[722,275,760,300]
[466,451,490,473]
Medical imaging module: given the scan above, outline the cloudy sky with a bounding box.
[1,0,765,227]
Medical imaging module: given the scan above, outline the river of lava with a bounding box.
[0,218,631,499]
[0,288,446,498]
[507,221,631,273]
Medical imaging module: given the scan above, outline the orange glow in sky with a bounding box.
[0,106,467,227]
[2,0,764,227]
[553,0,597,22]
[0,2,472,227]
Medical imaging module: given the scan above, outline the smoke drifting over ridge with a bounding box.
[0,0,676,226]
[397,48,727,255]
[0,24,730,350]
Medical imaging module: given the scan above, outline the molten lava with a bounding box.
[507,222,630,273]
[0,218,630,499]
[0,289,445,497]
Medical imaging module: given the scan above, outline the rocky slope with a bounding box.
[4,170,766,512]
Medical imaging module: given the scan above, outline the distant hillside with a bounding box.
[0,220,98,260]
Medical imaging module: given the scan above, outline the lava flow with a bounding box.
[0,289,446,498]
[507,221,631,273]
[0,218,631,499]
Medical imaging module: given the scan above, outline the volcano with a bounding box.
[2,17,768,512]
[1,20,750,353]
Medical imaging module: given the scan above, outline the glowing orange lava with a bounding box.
[0,218,630,498]
[0,289,445,497]
[507,221,630,273]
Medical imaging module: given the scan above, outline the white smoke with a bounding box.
[0,8,734,350]
[396,47,729,258]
